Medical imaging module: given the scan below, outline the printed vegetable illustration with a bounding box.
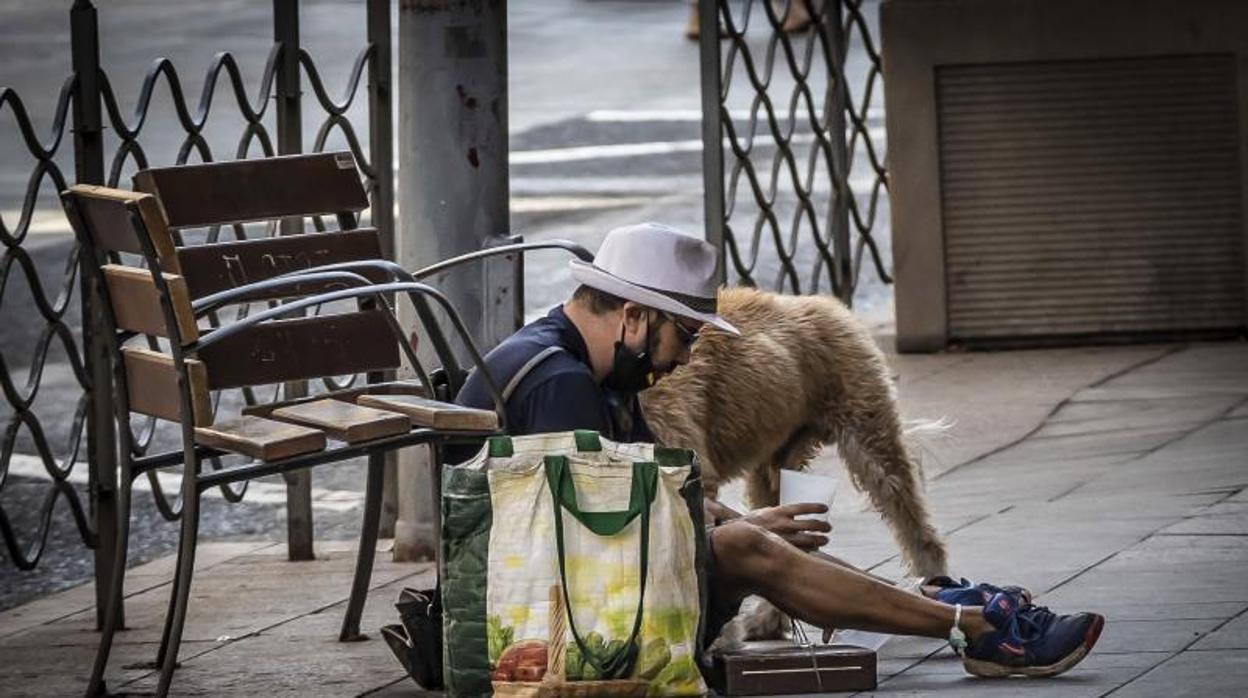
[565,643,585,680]
[651,655,702,694]
[487,615,515,665]
[490,639,548,683]
[634,637,672,681]
[584,631,605,659]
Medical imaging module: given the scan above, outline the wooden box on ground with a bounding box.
[707,644,876,695]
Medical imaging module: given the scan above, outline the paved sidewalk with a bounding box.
[0,338,1244,696]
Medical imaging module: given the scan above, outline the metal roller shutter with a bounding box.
[938,54,1246,341]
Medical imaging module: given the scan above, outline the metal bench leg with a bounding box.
[84,477,132,697]
[154,485,201,697]
[340,452,384,641]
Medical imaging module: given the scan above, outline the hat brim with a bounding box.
[569,259,740,336]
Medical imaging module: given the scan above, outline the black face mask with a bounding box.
[602,313,656,393]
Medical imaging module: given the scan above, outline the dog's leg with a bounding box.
[746,427,821,509]
[836,405,949,578]
[743,465,779,510]
[737,429,827,642]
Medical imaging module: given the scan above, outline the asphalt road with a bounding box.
[0,0,891,609]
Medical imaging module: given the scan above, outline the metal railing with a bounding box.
[699,0,891,303]
[0,0,392,594]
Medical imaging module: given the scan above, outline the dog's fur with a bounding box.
[640,286,948,583]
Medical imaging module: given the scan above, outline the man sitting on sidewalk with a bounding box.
[453,222,1105,678]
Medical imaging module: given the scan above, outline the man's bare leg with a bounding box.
[713,522,992,640]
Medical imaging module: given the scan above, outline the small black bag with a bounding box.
[382,586,444,690]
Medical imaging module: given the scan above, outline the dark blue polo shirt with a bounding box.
[447,305,653,463]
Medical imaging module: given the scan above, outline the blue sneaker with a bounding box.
[962,592,1105,678]
[925,575,1033,607]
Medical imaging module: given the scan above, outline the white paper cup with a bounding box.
[778,470,838,522]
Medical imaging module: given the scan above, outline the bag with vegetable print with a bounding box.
[440,430,709,697]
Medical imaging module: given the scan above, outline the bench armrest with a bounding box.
[186,281,508,429]
[407,239,593,280]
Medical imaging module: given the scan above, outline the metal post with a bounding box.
[366,0,400,539]
[367,0,395,262]
[273,0,316,561]
[393,0,510,561]
[825,0,853,304]
[72,0,116,631]
[698,0,726,284]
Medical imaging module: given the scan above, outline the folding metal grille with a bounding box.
[0,0,392,571]
[700,0,891,303]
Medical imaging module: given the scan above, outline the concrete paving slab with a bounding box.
[1074,385,1248,402]
[1055,601,1247,624]
[875,635,947,661]
[1160,503,1248,536]
[1112,648,1248,698]
[890,647,1165,678]
[0,541,435,696]
[35,549,428,649]
[1091,618,1222,655]
[1104,533,1248,569]
[119,590,420,696]
[1030,418,1210,442]
[888,346,1174,477]
[1191,611,1248,651]
[0,541,277,643]
[0,639,215,697]
[1049,394,1235,427]
[984,427,1187,465]
[869,666,1132,697]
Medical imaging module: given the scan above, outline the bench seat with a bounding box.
[357,394,499,431]
[269,398,412,443]
[194,415,327,461]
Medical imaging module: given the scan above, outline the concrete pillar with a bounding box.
[393,0,511,561]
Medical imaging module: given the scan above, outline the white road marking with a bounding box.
[586,108,886,123]
[510,130,885,165]
[0,208,73,235]
[511,139,705,164]
[511,195,654,213]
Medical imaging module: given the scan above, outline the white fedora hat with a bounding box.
[569,222,740,335]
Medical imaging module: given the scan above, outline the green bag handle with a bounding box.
[545,455,658,679]
[488,429,602,458]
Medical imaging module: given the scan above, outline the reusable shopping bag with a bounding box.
[440,430,709,696]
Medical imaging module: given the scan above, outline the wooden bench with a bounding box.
[62,152,513,697]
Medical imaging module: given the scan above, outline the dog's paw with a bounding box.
[906,538,950,579]
[707,615,748,654]
[741,598,788,641]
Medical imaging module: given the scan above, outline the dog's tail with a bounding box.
[901,417,954,482]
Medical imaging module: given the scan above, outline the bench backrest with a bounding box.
[63,152,401,427]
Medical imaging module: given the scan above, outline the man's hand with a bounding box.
[743,503,831,551]
[704,498,743,526]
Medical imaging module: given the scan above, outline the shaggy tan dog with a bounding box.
[641,286,948,581]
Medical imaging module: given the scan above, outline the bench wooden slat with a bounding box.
[241,380,427,419]
[174,229,387,300]
[65,186,180,270]
[357,394,498,432]
[194,416,327,461]
[269,399,410,443]
[122,347,212,426]
[133,152,369,229]
[103,265,198,343]
[197,310,401,389]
